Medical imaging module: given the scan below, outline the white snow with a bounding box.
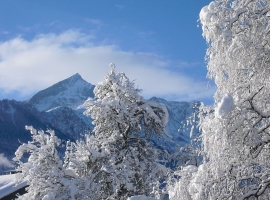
[45,106,62,113]
[0,174,28,199]
[148,101,169,126]
[31,73,94,112]
[182,165,198,174]
[216,94,235,118]
[208,1,216,12]
[127,195,156,200]
[200,5,213,24]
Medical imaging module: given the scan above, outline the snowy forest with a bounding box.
[6,0,270,199]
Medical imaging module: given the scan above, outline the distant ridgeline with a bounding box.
[0,73,200,160]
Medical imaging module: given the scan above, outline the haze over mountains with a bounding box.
[0,73,200,160]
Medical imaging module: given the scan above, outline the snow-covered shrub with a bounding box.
[13,126,81,200]
[65,133,167,199]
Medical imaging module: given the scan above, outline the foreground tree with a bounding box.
[84,64,168,141]
[65,65,169,199]
[13,126,80,200]
[170,0,270,199]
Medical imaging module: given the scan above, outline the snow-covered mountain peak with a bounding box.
[28,73,95,112]
[65,73,82,84]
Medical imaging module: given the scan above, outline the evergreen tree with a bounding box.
[65,65,169,199]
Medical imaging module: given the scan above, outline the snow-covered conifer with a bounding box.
[84,64,168,142]
[65,65,169,199]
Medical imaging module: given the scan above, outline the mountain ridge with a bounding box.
[0,73,201,162]
[28,73,95,112]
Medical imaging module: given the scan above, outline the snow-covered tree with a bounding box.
[65,133,168,199]
[65,65,168,199]
[13,126,80,200]
[83,64,169,143]
[170,0,270,199]
[168,144,200,171]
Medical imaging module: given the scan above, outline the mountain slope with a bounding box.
[28,73,94,112]
[149,97,201,151]
[27,73,94,140]
[0,100,70,157]
[42,106,93,139]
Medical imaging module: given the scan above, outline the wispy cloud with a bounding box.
[49,20,61,26]
[0,153,14,168]
[1,31,10,35]
[0,30,214,102]
[18,24,41,32]
[177,61,201,68]
[85,19,103,26]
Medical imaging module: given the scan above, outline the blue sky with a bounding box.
[0,0,214,104]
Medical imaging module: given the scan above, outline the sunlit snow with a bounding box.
[216,94,235,118]
[0,174,27,199]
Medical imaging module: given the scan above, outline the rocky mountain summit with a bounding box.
[28,73,94,112]
[28,73,95,139]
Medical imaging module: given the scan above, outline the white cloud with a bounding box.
[85,19,103,26]
[0,153,14,168]
[0,30,214,102]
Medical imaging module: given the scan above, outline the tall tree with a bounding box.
[84,64,169,143]
[170,0,270,199]
[65,65,169,199]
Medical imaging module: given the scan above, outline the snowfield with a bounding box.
[0,174,27,199]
